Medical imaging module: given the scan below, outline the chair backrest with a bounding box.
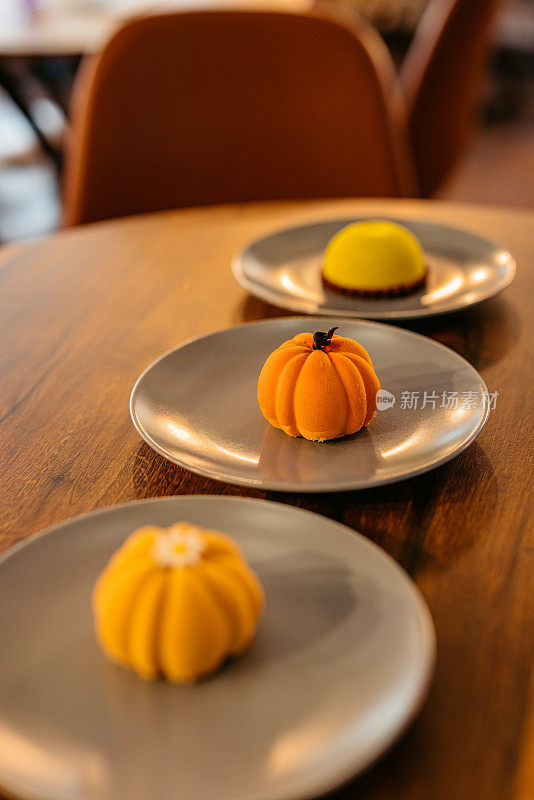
[63,9,416,226]
[399,0,503,197]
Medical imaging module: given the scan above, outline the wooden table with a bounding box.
[0,199,532,800]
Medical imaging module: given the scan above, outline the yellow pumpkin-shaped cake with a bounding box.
[92,522,264,683]
[257,326,380,441]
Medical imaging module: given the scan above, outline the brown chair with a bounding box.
[62,9,416,226]
[399,0,504,197]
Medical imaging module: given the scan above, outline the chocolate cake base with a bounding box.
[321,267,428,299]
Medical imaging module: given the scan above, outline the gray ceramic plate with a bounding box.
[0,495,435,800]
[232,217,516,319]
[131,317,489,492]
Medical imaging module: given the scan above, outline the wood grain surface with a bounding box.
[0,198,532,800]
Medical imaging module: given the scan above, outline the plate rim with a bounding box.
[130,315,490,493]
[231,215,516,320]
[0,494,436,800]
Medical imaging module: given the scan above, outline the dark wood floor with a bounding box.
[440,84,534,209]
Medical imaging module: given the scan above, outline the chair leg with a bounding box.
[0,58,63,172]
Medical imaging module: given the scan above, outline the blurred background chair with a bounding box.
[399,0,505,196]
[62,9,416,226]
[2,1,532,239]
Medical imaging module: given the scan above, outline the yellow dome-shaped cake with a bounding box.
[92,522,264,683]
[321,220,427,297]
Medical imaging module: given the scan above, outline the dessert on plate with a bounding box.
[321,219,428,297]
[257,325,380,442]
[92,522,264,683]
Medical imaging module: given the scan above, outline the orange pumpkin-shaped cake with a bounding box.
[92,522,264,684]
[257,326,380,441]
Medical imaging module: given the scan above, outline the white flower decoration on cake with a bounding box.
[152,523,206,568]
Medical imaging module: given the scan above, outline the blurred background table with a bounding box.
[0,197,532,800]
[0,0,313,57]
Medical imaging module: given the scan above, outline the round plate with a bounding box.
[0,496,435,800]
[131,317,489,492]
[232,217,516,319]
